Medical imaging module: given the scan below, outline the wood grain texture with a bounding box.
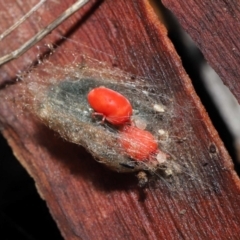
[162,0,240,103]
[0,0,240,239]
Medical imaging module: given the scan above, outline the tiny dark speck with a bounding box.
[202,162,208,167]
[209,144,216,153]
[119,162,135,169]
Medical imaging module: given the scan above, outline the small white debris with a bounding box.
[156,151,167,164]
[158,129,169,141]
[158,129,166,135]
[132,117,147,130]
[153,104,165,113]
[164,168,173,177]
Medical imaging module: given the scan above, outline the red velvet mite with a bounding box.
[118,125,158,161]
[87,87,133,125]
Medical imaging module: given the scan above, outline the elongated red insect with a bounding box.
[118,125,158,161]
[87,87,132,125]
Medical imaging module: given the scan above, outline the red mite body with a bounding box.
[118,125,158,161]
[87,87,133,125]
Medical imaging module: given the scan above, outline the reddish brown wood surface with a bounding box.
[1,0,240,239]
[162,0,240,103]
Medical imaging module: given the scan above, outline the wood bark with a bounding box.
[162,0,240,103]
